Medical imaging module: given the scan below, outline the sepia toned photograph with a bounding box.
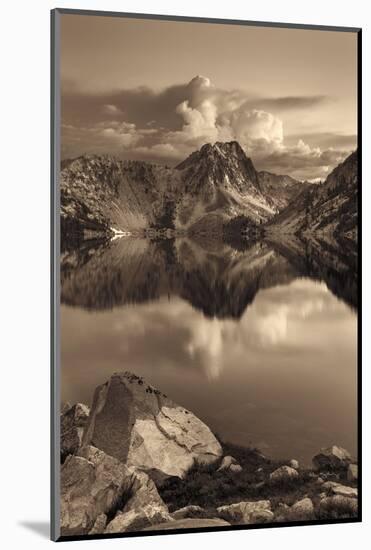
[53,9,360,541]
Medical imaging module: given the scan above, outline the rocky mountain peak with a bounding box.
[176,141,260,195]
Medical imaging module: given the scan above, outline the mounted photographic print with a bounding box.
[51,9,361,541]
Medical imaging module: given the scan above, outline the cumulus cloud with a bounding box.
[62,75,353,179]
[103,103,122,115]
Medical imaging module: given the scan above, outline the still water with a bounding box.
[61,236,357,465]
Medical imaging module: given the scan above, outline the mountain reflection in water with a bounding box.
[60,235,357,465]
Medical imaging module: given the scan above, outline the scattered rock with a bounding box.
[61,403,90,462]
[172,505,207,520]
[88,514,107,535]
[269,466,299,484]
[276,503,290,514]
[321,472,339,481]
[217,500,272,525]
[347,464,358,482]
[82,372,222,480]
[312,446,351,472]
[217,455,242,473]
[142,518,231,531]
[229,463,243,473]
[105,507,172,534]
[318,495,358,519]
[287,497,314,521]
[316,477,325,485]
[250,509,274,523]
[289,459,299,469]
[323,481,358,498]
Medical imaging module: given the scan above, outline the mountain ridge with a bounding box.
[60,142,357,244]
[267,150,358,241]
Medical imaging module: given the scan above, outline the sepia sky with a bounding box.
[60,13,358,180]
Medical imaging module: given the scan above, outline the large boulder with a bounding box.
[60,445,168,536]
[217,500,273,525]
[142,518,231,531]
[82,372,222,480]
[61,403,90,462]
[312,446,351,472]
[269,466,299,485]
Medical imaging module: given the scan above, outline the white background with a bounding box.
[0,0,369,548]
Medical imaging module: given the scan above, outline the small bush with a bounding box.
[158,441,311,512]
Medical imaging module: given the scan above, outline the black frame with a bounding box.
[51,8,362,542]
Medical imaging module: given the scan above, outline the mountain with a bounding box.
[258,171,312,212]
[60,155,181,242]
[60,143,356,244]
[175,142,275,230]
[61,142,302,242]
[267,151,358,242]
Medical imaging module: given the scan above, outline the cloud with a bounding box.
[103,104,122,115]
[62,76,353,179]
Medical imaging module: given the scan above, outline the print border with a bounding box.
[50,8,362,542]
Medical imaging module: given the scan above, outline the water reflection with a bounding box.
[61,235,357,464]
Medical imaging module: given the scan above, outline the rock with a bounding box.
[287,498,314,521]
[125,469,168,512]
[229,463,243,473]
[60,445,167,536]
[88,514,107,535]
[323,481,358,498]
[289,459,299,469]
[83,372,222,480]
[61,446,132,536]
[269,466,299,484]
[105,467,172,533]
[276,503,290,514]
[347,464,358,482]
[105,507,172,534]
[61,403,90,462]
[172,505,207,520]
[318,495,358,519]
[316,477,325,485]
[275,498,314,523]
[217,500,272,525]
[142,518,231,530]
[250,509,274,523]
[321,472,339,481]
[312,446,351,472]
[217,455,242,473]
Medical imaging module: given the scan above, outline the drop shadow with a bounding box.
[18,521,50,539]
